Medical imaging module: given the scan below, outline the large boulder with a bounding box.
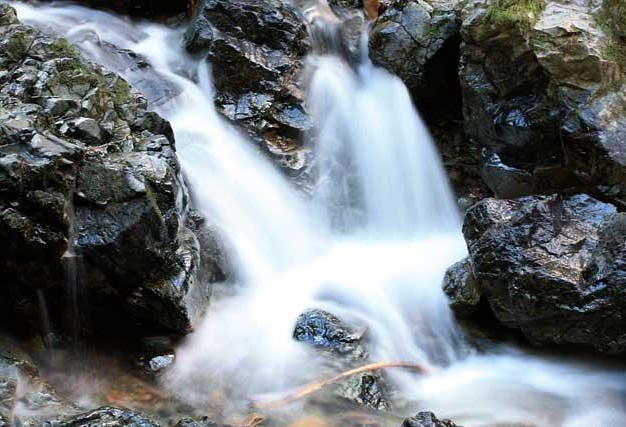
[185,0,312,174]
[460,0,626,204]
[463,193,626,354]
[0,5,209,338]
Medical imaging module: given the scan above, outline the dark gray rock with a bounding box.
[0,337,80,426]
[334,372,390,411]
[0,5,211,338]
[369,1,463,121]
[459,1,626,204]
[464,193,626,354]
[293,309,367,358]
[46,407,160,427]
[401,412,460,427]
[185,0,312,172]
[369,0,460,96]
[443,258,481,316]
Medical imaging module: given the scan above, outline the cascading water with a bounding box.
[11,2,626,426]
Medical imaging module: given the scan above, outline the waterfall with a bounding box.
[12,2,626,426]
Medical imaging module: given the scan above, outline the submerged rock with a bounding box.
[460,0,626,204]
[334,372,390,411]
[464,194,626,354]
[0,5,210,338]
[293,309,367,358]
[0,337,80,426]
[401,412,460,427]
[185,0,312,173]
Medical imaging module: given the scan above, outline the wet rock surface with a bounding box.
[443,258,481,316]
[294,309,367,358]
[48,406,160,427]
[333,372,390,411]
[0,5,209,337]
[463,194,626,354]
[185,0,312,176]
[0,337,80,426]
[369,0,461,114]
[459,0,626,204]
[401,412,460,427]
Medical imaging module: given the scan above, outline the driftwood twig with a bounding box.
[254,361,430,410]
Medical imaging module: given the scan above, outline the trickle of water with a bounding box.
[61,194,82,345]
[12,2,626,426]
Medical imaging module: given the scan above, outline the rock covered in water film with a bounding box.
[185,0,312,166]
[50,406,160,427]
[334,372,390,411]
[464,194,626,354]
[293,309,367,358]
[0,5,210,338]
[401,412,460,427]
[443,258,482,316]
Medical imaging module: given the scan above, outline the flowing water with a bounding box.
[10,2,626,426]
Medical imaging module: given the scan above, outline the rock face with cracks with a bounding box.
[185,0,312,177]
[460,0,626,205]
[462,193,626,355]
[0,5,211,338]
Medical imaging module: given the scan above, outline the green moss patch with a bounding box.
[485,0,546,31]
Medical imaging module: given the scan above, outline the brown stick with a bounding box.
[253,361,430,410]
[364,0,380,19]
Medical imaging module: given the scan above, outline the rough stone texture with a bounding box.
[334,372,390,411]
[0,5,209,338]
[185,0,312,177]
[369,0,461,105]
[0,337,80,426]
[460,0,626,205]
[49,407,160,427]
[443,258,482,316]
[401,412,460,427]
[293,309,367,358]
[464,193,626,354]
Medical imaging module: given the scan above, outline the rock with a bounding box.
[0,337,80,425]
[293,309,367,358]
[369,0,462,120]
[464,193,626,354]
[401,412,460,427]
[443,258,482,316]
[47,406,160,427]
[460,0,626,205]
[185,0,312,173]
[175,418,218,427]
[0,6,211,338]
[334,372,390,411]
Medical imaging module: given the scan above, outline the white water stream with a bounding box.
[11,2,626,426]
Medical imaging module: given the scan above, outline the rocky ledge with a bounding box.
[0,4,212,339]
